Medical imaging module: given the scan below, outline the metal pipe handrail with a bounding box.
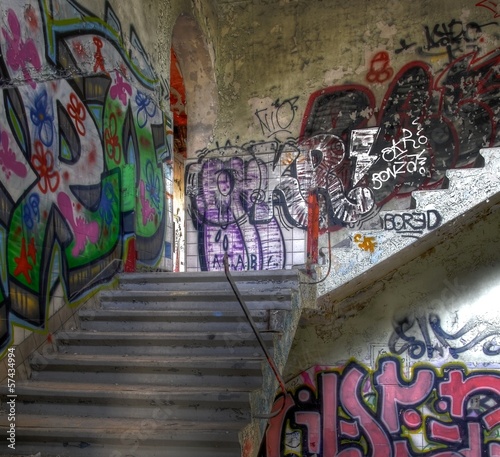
[222,254,287,397]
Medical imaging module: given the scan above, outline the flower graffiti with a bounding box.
[31,141,60,194]
[0,0,168,353]
[104,113,122,165]
[30,89,55,147]
[67,92,87,136]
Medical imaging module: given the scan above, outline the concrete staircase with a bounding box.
[2,270,300,457]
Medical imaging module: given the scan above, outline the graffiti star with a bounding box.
[14,237,33,284]
[354,233,378,253]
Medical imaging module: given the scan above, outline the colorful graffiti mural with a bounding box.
[301,49,500,206]
[260,357,500,457]
[187,32,500,270]
[0,0,170,352]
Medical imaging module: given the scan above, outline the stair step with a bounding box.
[30,353,265,370]
[5,380,251,422]
[29,353,264,387]
[4,443,239,457]
[5,379,254,397]
[55,330,274,356]
[99,289,294,310]
[0,415,242,457]
[117,270,299,289]
[78,308,271,332]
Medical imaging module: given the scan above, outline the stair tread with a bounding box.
[31,353,265,363]
[118,270,299,281]
[6,380,254,395]
[57,330,274,339]
[2,414,244,435]
[100,289,294,299]
[78,308,269,320]
[79,308,268,317]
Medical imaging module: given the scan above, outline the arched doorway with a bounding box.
[167,14,218,272]
[169,47,187,272]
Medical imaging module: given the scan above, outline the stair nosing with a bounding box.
[56,330,275,339]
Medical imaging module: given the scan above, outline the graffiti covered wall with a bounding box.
[186,0,500,271]
[0,0,171,353]
[259,194,500,456]
[261,357,500,457]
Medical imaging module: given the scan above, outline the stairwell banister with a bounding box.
[222,254,288,398]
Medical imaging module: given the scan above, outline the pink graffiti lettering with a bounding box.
[264,394,296,457]
[110,73,133,106]
[484,406,500,430]
[140,180,156,225]
[57,193,99,256]
[295,411,321,453]
[430,422,482,456]
[439,369,500,418]
[429,420,461,442]
[2,9,41,89]
[375,359,434,433]
[261,358,500,457]
[340,367,392,456]
[321,372,340,456]
[0,130,27,179]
